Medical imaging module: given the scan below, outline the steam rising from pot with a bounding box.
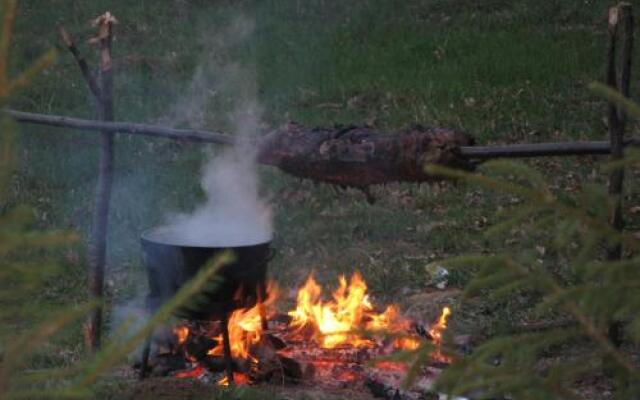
[151,16,272,247]
[154,103,272,247]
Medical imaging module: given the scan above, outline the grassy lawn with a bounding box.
[5,0,640,397]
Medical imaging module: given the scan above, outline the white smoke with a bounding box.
[158,141,272,246]
[111,15,271,350]
[153,16,272,247]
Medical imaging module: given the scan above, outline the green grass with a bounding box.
[5,0,640,394]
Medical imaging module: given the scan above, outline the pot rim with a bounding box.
[140,226,272,249]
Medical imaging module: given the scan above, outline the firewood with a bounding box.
[264,332,287,350]
[184,335,217,361]
[279,345,372,364]
[143,353,187,377]
[201,356,241,373]
[276,354,304,381]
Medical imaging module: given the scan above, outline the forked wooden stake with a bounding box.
[606,3,633,262]
[91,12,116,353]
[605,2,633,353]
[60,12,117,353]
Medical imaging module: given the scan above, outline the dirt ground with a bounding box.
[102,372,391,400]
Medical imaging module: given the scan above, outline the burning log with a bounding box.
[264,332,288,349]
[279,345,373,364]
[183,334,218,361]
[276,354,316,382]
[138,272,455,391]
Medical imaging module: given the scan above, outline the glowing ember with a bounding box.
[372,361,408,372]
[394,336,421,350]
[288,273,413,348]
[174,364,205,379]
[218,372,250,386]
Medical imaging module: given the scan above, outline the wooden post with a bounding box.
[83,12,116,352]
[606,3,632,262]
[605,3,633,374]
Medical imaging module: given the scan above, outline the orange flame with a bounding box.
[428,306,451,345]
[174,326,189,345]
[218,372,250,386]
[288,273,412,348]
[208,283,278,359]
[428,306,452,362]
[172,276,452,385]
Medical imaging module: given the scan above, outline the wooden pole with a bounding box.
[459,139,639,159]
[606,3,632,262]
[5,108,640,158]
[84,12,116,352]
[5,109,234,144]
[605,4,633,362]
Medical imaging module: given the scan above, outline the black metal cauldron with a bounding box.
[138,228,273,382]
[140,228,272,320]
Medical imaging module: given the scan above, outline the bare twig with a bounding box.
[57,26,101,100]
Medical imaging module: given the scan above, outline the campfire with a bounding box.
[135,124,456,398]
[139,272,452,398]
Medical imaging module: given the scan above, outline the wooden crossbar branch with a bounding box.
[6,108,639,159]
[6,109,235,144]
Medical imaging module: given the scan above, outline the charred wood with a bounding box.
[134,353,187,377]
[201,356,241,373]
[276,354,308,381]
[184,335,217,361]
[264,332,288,350]
[278,344,373,364]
